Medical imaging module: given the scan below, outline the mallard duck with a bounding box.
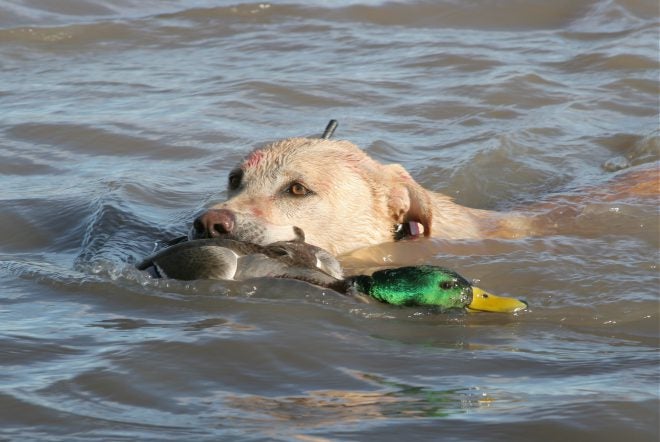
[137,239,526,313]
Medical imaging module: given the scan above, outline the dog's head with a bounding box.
[191,137,433,255]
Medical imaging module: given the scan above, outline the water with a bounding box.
[1,0,658,440]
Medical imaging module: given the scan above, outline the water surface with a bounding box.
[1,1,658,440]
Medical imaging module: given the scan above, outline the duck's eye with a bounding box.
[287,182,311,197]
[228,170,243,190]
[440,281,456,290]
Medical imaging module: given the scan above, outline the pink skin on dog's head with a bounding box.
[243,149,264,169]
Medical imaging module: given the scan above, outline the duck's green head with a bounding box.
[354,265,527,313]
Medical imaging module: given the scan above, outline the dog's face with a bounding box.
[193,138,433,255]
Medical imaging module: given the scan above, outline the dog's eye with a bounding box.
[286,182,311,197]
[228,170,243,190]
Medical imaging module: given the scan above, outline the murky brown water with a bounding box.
[1,1,659,440]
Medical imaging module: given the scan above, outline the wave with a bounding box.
[1,0,656,47]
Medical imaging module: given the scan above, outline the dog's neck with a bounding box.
[427,193,531,240]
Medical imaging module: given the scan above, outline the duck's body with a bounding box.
[138,239,526,313]
[137,238,342,286]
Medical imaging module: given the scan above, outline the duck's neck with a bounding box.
[335,274,422,306]
[328,275,373,297]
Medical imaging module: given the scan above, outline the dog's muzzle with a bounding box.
[190,208,305,245]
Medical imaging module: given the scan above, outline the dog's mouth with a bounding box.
[190,227,305,243]
[393,221,424,241]
[189,210,306,246]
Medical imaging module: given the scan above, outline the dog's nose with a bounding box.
[193,209,235,238]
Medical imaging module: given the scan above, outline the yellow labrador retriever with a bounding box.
[191,136,657,256]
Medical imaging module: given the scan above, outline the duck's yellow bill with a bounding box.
[467,287,528,313]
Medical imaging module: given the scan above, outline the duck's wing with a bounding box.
[310,248,343,279]
[232,254,289,280]
[233,253,340,287]
[263,242,343,279]
[137,241,239,280]
[199,238,267,255]
[275,267,340,287]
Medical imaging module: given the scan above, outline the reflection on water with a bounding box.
[225,371,504,428]
[1,0,658,440]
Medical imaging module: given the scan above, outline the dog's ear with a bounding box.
[385,165,433,236]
